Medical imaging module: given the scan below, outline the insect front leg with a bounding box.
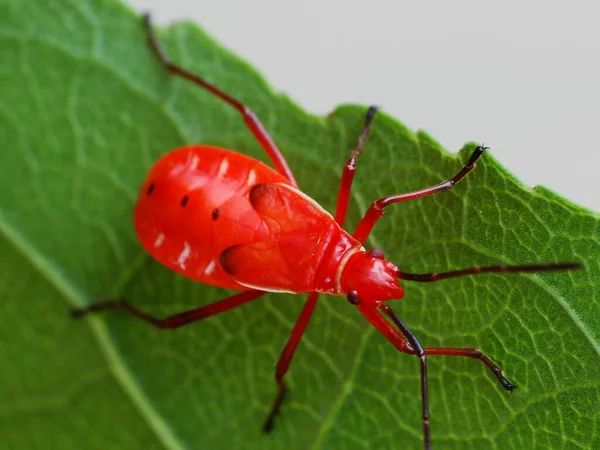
[351,298,432,450]
[353,145,487,243]
[393,260,582,390]
[350,293,524,450]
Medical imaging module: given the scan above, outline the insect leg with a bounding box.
[373,307,515,443]
[334,106,378,226]
[142,14,298,187]
[420,347,514,391]
[360,297,515,391]
[71,290,265,329]
[354,301,431,450]
[263,292,319,432]
[353,145,486,243]
[395,261,582,390]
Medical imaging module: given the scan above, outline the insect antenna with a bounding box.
[397,261,582,282]
[379,304,431,450]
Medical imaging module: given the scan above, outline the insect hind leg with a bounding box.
[142,14,298,187]
[71,290,265,329]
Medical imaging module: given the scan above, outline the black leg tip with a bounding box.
[366,105,379,120]
[500,379,517,392]
[466,144,488,166]
[262,419,275,434]
[142,13,152,30]
[70,308,86,319]
[473,144,488,157]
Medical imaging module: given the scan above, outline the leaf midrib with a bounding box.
[0,213,183,450]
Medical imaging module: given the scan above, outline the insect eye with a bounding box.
[181,195,189,207]
[347,290,361,305]
[368,248,385,259]
[147,183,155,195]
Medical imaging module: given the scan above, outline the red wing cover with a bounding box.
[219,183,336,292]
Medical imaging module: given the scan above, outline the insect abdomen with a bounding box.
[134,145,291,289]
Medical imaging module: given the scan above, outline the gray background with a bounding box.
[127,0,600,212]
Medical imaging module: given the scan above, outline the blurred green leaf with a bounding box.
[0,0,598,449]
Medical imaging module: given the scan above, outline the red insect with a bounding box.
[72,15,582,450]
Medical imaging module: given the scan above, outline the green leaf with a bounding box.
[1,0,598,449]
